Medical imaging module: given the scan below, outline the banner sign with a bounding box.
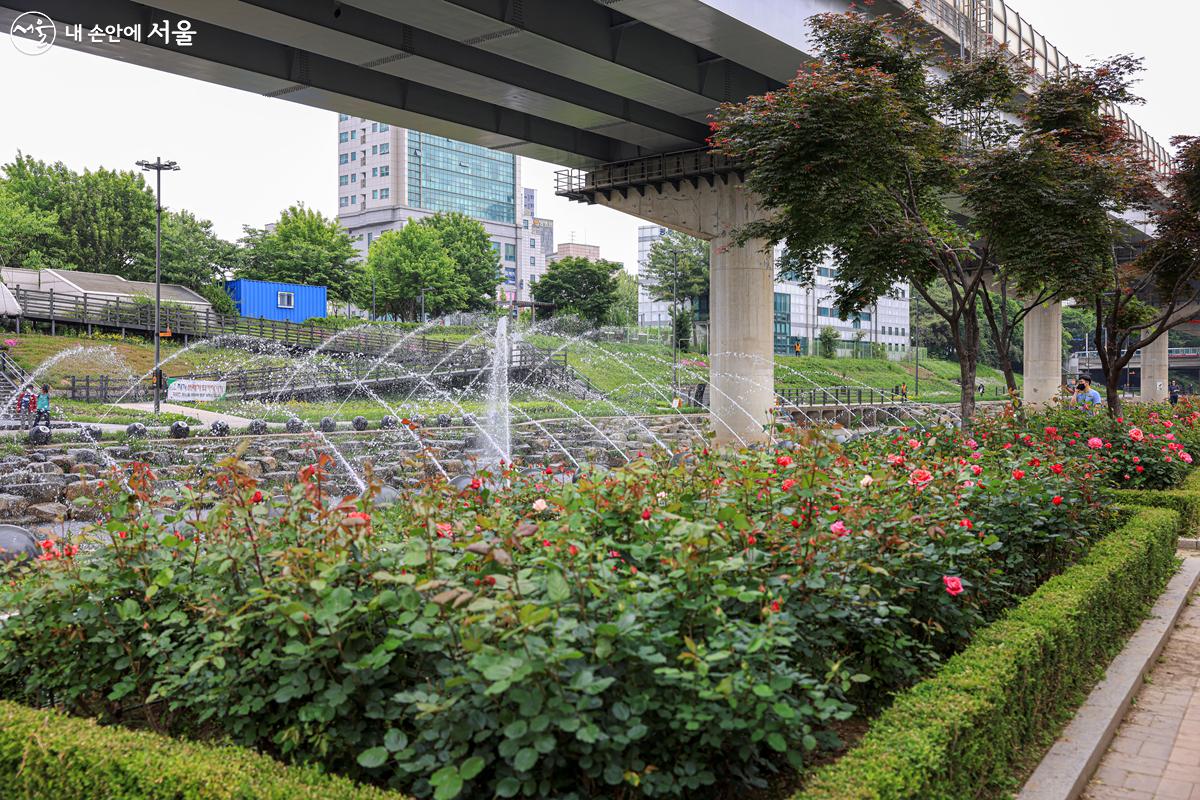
[166,379,226,402]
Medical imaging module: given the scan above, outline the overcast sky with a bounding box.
[1,0,1196,274]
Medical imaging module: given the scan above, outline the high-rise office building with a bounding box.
[336,115,545,303]
[635,224,911,355]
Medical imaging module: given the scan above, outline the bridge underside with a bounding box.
[0,0,818,167]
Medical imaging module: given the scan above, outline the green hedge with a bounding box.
[1102,469,1200,531]
[0,700,405,800]
[794,504,1182,800]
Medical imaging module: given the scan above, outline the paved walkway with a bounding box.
[114,402,252,427]
[1083,554,1200,800]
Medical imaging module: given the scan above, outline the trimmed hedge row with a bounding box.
[1102,469,1200,531]
[0,700,406,800]
[794,503,1182,800]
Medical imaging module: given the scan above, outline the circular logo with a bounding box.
[10,11,56,56]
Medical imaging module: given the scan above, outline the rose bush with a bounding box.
[0,415,1130,799]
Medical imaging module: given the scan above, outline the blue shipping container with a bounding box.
[224,278,327,323]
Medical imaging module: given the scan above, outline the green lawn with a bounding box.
[11,330,1021,421]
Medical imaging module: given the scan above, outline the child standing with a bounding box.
[31,384,50,429]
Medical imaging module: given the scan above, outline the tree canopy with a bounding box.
[2,153,155,274]
[532,256,622,326]
[712,9,1145,419]
[236,204,360,301]
[643,231,709,309]
[414,212,501,311]
[364,225,468,321]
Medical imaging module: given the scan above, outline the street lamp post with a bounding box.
[670,249,681,396]
[136,157,179,416]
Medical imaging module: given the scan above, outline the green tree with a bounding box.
[2,153,154,273]
[532,256,621,326]
[415,212,502,311]
[644,231,709,345]
[671,308,692,353]
[713,11,1126,421]
[818,326,839,359]
[157,209,236,313]
[1093,134,1200,415]
[365,225,467,321]
[607,270,639,326]
[236,204,360,301]
[0,183,58,268]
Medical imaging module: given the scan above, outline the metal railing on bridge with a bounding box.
[903,0,1172,174]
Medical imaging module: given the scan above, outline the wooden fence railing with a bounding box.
[776,386,897,407]
[64,341,571,403]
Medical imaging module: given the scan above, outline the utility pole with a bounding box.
[371,271,376,321]
[136,157,179,416]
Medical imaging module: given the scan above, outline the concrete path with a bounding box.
[1082,557,1200,800]
[114,402,252,427]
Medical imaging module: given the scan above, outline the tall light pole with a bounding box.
[136,157,179,416]
[669,249,681,395]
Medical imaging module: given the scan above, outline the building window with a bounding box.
[350,152,357,161]
[379,143,390,154]
[367,232,373,246]
[529,256,535,266]
[380,188,389,199]
[504,243,516,261]
[818,306,832,317]
[277,291,295,309]
[339,132,348,143]
[339,153,348,165]
[378,123,389,132]
[529,238,536,248]
[350,173,357,183]
[372,189,379,199]
[350,130,357,140]
[338,113,349,122]
[350,195,356,204]
[379,166,389,176]
[339,196,347,207]
[523,219,530,228]
[339,175,348,186]
[372,145,378,155]
[371,167,378,177]
[371,122,378,132]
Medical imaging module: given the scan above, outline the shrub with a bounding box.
[0,420,1114,800]
[0,699,401,800]
[794,504,1181,800]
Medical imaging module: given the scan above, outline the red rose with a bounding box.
[1052,496,1063,505]
[942,576,964,596]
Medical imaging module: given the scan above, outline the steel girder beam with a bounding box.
[0,0,642,165]
[231,0,709,147]
[352,0,783,117]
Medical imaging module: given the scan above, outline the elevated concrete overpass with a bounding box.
[2,0,1173,438]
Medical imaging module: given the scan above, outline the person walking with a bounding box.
[900,382,908,402]
[31,384,51,430]
[1170,380,1182,406]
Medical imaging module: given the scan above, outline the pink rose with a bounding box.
[1087,437,1104,449]
[1129,427,1145,442]
[908,468,933,488]
[942,576,964,596]
[830,520,849,536]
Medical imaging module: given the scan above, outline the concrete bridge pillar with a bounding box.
[1022,300,1062,409]
[588,177,774,445]
[1140,334,1169,403]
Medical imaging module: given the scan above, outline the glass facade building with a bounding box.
[406,133,516,224]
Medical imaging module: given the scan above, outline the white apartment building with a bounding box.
[336,116,549,303]
[636,224,911,356]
